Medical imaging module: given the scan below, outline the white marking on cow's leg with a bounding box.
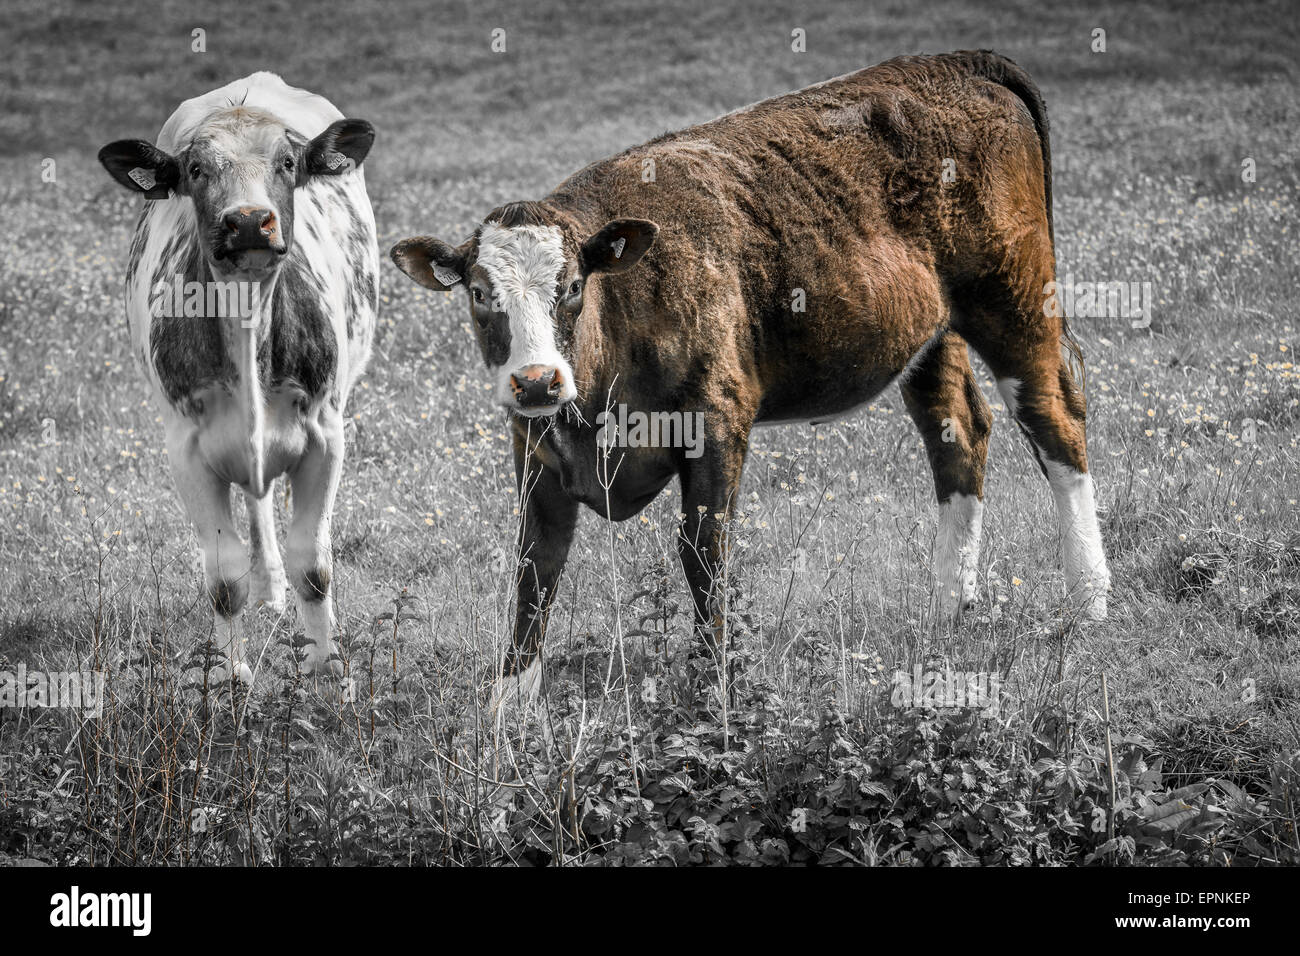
[489,658,543,715]
[997,376,1110,619]
[286,411,344,678]
[166,421,253,684]
[934,493,984,618]
[245,485,287,614]
[1044,460,1111,620]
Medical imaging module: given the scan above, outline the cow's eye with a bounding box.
[188,163,202,180]
[282,156,295,173]
[471,287,486,305]
[567,279,582,297]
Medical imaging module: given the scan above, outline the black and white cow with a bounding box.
[98,73,378,683]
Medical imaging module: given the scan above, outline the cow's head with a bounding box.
[99,108,374,278]
[391,206,657,418]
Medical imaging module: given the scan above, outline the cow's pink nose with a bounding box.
[222,206,281,250]
[509,365,564,407]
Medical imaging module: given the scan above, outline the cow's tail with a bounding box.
[949,49,1084,389]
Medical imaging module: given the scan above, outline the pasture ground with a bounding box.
[1,0,1298,865]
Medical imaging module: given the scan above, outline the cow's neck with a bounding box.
[569,267,632,422]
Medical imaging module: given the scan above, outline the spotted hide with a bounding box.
[99,72,379,683]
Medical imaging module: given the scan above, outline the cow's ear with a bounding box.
[97,140,180,199]
[581,219,658,275]
[303,119,375,178]
[390,236,467,292]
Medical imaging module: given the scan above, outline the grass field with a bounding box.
[1,0,1298,865]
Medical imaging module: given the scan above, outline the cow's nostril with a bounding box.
[223,208,277,236]
[547,369,564,395]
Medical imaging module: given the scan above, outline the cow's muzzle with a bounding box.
[213,206,287,267]
[509,365,566,413]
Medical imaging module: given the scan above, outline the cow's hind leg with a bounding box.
[901,331,992,618]
[955,273,1111,621]
[166,427,253,685]
[244,486,287,613]
[286,412,345,678]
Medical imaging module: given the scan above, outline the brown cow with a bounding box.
[392,50,1111,704]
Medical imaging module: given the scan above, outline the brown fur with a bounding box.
[394,50,1096,674]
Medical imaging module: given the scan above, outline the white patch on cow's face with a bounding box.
[186,111,295,279]
[475,223,577,416]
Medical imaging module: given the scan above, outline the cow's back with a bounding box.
[563,53,1042,273]
[548,53,1049,424]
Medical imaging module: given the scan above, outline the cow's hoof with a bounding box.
[936,584,978,622]
[488,659,542,714]
[1071,574,1110,623]
[211,660,254,687]
[300,645,344,679]
[1079,591,1109,622]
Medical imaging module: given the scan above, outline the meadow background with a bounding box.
[0,0,1297,865]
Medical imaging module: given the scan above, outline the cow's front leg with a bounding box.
[677,425,749,656]
[286,410,345,678]
[244,486,288,613]
[166,427,253,685]
[491,430,579,708]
